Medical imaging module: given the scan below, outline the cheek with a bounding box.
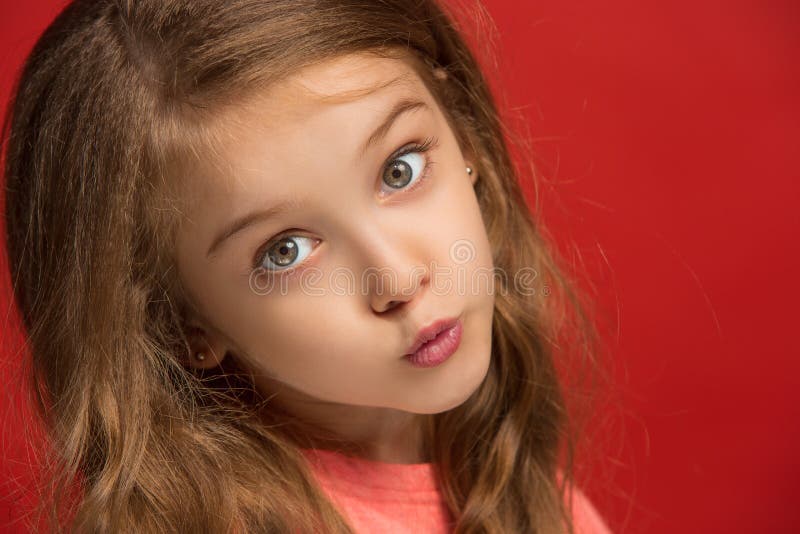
[426,175,495,314]
[230,294,406,404]
[228,294,380,373]
[432,172,493,271]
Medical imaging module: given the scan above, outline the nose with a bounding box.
[357,229,430,315]
[368,255,430,314]
[370,266,429,313]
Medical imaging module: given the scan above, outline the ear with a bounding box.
[183,314,229,370]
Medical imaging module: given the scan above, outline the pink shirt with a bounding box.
[301,448,612,533]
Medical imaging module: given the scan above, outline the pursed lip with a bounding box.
[405,316,460,355]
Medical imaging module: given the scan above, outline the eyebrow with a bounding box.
[360,97,429,157]
[205,97,430,259]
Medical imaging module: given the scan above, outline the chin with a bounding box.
[408,344,492,415]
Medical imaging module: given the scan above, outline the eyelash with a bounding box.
[250,136,439,276]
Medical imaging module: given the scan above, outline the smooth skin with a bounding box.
[173,51,496,463]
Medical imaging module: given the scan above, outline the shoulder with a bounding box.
[570,485,613,534]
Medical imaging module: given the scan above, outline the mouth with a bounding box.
[405,316,459,355]
[404,316,463,368]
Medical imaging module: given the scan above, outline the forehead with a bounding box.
[179,52,437,190]
[286,52,425,105]
[228,51,430,129]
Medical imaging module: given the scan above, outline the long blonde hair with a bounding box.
[3,0,601,531]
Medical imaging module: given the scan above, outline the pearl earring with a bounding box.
[466,166,473,176]
[194,352,206,361]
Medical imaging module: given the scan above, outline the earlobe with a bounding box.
[466,161,478,185]
[188,344,227,369]
[184,323,228,370]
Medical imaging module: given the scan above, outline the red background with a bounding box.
[1,1,798,532]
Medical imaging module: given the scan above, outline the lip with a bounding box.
[405,316,460,355]
[404,319,463,368]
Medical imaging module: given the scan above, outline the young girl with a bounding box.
[2,0,611,532]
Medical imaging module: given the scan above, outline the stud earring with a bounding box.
[194,352,206,362]
[466,166,473,176]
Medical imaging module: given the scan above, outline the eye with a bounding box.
[379,136,438,196]
[256,235,317,272]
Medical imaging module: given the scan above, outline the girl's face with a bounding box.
[173,52,495,429]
